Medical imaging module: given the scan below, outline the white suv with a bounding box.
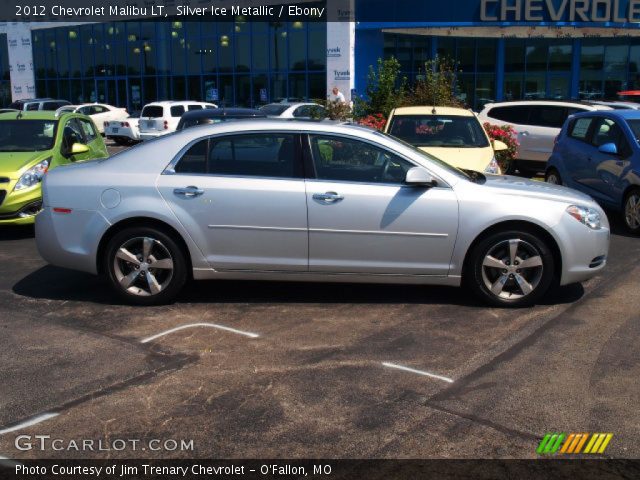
[139,101,217,141]
[477,101,611,174]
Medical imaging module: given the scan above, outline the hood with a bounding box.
[418,146,493,172]
[482,175,595,204]
[0,151,49,178]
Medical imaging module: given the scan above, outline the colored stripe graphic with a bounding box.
[538,433,613,455]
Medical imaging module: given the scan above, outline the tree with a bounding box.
[409,56,463,108]
[355,57,408,118]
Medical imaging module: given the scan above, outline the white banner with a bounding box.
[6,22,35,101]
[326,0,355,103]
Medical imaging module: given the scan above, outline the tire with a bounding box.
[503,160,517,175]
[545,168,562,185]
[113,138,129,146]
[465,229,555,308]
[623,189,640,235]
[104,226,188,305]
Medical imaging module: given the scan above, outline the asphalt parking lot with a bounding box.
[0,140,639,460]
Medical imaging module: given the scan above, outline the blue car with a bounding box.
[546,110,640,234]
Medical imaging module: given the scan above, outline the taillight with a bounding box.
[53,208,72,214]
[103,121,108,127]
[164,120,169,130]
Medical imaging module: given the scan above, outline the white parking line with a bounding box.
[382,362,454,383]
[141,322,260,343]
[0,413,59,435]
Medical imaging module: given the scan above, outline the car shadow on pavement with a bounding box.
[0,225,35,241]
[605,208,637,239]
[13,265,584,308]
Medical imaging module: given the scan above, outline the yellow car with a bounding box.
[384,106,508,174]
[0,111,108,225]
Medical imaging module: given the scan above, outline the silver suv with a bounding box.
[9,98,71,111]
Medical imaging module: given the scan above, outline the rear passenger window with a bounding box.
[487,106,530,124]
[529,106,567,128]
[170,106,185,117]
[26,103,40,111]
[173,134,300,178]
[188,105,203,111]
[569,117,593,141]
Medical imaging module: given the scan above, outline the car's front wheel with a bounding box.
[104,227,187,305]
[466,230,555,307]
[623,189,640,234]
[545,168,562,185]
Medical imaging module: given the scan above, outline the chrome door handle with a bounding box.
[174,186,204,197]
[313,191,344,203]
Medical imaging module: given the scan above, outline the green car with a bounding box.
[0,111,108,225]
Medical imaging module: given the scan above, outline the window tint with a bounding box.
[62,119,85,151]
[293,106,311,117]
[26,103,40,111]
[187,104,203,111]
[310,135,415,184]
[77,118,97,141]
[569,117,593,141]
[170,106,185,117]
[141,106,163,118]
[208,134,297,177]
[626,119,640,142]
[529,106,568,128]
[175,140,207,174]
[487,106,530,124]
[173,133,300,178]
[389,115,490,147]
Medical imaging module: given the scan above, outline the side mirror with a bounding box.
[492,139,508,152]
[598,142,618,155]
[405,167,437,187]
[71,143,90,155]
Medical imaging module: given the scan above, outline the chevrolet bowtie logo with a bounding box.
[537,433,613,455]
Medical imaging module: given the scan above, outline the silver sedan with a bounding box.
[36,120,610,307]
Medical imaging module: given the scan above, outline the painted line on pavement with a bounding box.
[382,362,454,383]
[0,413,59,435]
[141,322,260,343]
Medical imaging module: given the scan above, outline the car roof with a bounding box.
[571,109,640,120]
[180,108,266,120]
[0,111,60,120]
[391,106,475,117]
[143,101,213,106]
[263,102,316,108]
[482,100,612,110]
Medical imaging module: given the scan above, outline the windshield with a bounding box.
[388,114,490,148]
[141,106,164,118]
[626,119,640,141]
[259,104,289,116]
[0,120,58,152]
[372,131,473,181]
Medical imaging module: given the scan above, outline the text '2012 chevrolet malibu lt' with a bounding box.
[36,120,609,307]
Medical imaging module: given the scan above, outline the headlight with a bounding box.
[484,157,501,175]
[13,158,50,192]
[566,205,602,230]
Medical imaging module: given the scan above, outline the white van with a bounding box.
[477,101,611,174]
[138,101,217,141]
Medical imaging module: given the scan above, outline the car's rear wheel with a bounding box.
[623,189,640,234]
[466,230,555,307]
[545,168,562,185]
[104,227,187,305]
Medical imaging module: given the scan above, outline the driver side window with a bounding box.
[61,119,85,154]
[309,135,415,184]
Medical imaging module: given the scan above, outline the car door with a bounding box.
[157,132,308,271]
[304,134,459,275]
[76,117,109,159]
[523,105,568,162]
[586,117,632,203]
[58,118,95,164]
[560,116,596,185]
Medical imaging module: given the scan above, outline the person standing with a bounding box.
[329,86,346,104]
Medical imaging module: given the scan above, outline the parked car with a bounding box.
[0,110,108,225]
[9,98,71,111]
[546,110,640,234]
[259,102,326,119]
[585,100,640,110]
[478,101,611,174]
[0,109,18,114]
[73,104,129,134]
[177,108,266,131]
[36,120,608,307]
[385,106,506,174]
[105,111,142,145]
[138,101,217,141]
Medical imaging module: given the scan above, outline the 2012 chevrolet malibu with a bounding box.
[36,121,609,307]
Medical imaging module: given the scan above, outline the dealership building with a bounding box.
[2,0,640,110]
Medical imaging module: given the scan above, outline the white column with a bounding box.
[6,22,35,102]
[326,0,355,102]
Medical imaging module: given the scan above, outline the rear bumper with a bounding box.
[35,207,110,274]
[139,131,169,141]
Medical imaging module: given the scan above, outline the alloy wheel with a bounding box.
[546,172,560,185]
[481,238,544,300]
[113,236,174,296]
[625,193,640,230]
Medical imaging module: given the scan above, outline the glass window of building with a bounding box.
[270,23,288,72]
[525,41,547,71]
[549,45,572,71]
[235,33,251,72]
[289,25,307,71]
